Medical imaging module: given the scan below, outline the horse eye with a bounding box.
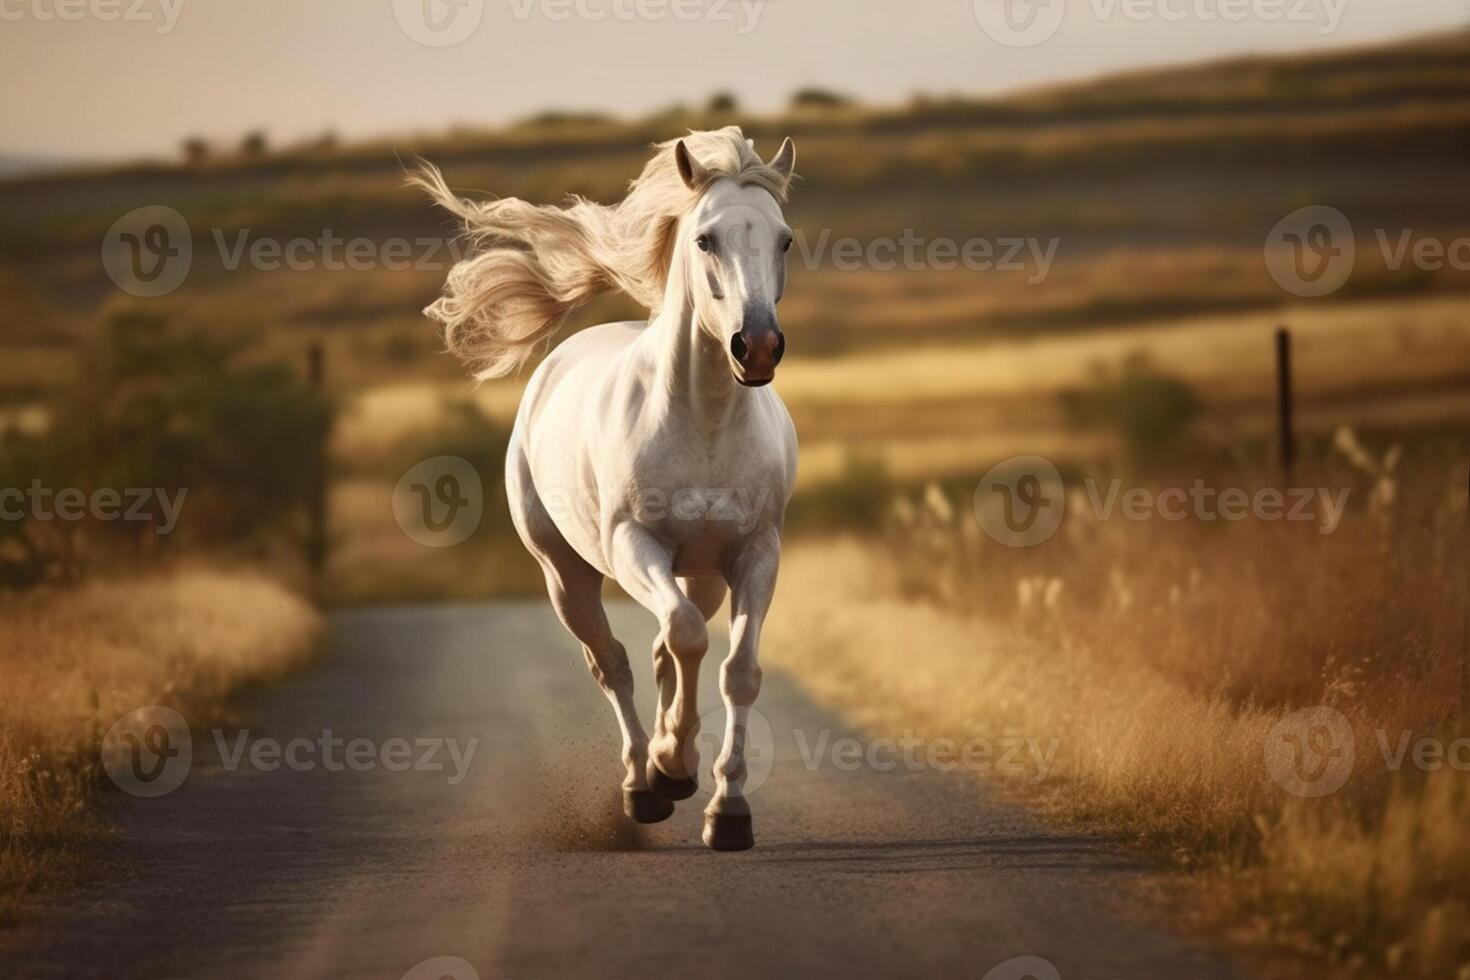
[781,237,793,253]
[696,234,714,253]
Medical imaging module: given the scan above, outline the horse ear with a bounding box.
[768,137,796,182]
[674,140,707,190]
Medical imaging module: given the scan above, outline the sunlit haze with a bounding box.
[1,0,1465,160]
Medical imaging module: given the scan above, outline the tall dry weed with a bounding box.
[767,434,1469,974]
[0,570,320,926]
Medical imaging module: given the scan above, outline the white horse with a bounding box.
[414,128,798,850]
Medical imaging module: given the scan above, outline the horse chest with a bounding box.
[619,443,783,574]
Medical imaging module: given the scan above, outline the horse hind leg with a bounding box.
[508,453,670,824]
[648,575,726,800]
[546,563,671,824]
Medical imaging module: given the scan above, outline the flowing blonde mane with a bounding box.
[410,126,792,381]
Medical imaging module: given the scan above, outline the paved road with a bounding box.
[6,603,1246,980]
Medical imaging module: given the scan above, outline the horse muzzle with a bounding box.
[729,325,784,387]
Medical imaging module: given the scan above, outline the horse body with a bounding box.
[418,128,798,850]
[511,316,796,581]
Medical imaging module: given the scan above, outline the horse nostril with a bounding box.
[730,333,749,362]
[772,331,785,365]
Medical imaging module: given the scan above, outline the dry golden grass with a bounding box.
[765,441,1470,976]
[0,570,321,926]
[775,293,1470,409]
[332,381,522,463]
[326,477,539,603]
[324,293,1470,489]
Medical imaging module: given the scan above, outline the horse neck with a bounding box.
[650,256,743,441]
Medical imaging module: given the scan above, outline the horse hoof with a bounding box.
[623,789,675,824]
[702,812,754,851]
[647,764,698,801]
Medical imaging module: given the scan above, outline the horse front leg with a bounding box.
[705,530,779,852]
[648,575,727,800]
[608,523,712,802]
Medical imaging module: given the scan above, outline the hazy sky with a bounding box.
[1,0,1465,159]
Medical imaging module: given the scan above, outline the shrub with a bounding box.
[786,452,891,532]
[0,312,335,588]
[1060,353,1201,458]
[790,87,851,110]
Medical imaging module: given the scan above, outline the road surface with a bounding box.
[5,602,1246,979]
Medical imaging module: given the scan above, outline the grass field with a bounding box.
[2,29,1469,971]
[2,35,1467,513]
[766,436,1470,975]
[0,571,320,929]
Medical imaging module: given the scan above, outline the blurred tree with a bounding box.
[516,110,613,129]
[181,137,210,166]
[642,104,691,130]
[39,312,336,559]
[785,452,891,532]
[406,398,510,480]
[240,130,269,158]
[791,88,851,110]
[707,92,738,114]
[0,425,65,589]
[1060,354,1201,460]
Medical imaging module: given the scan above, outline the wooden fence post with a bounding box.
[1276,326,1294,482]
[306,342,328,596]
